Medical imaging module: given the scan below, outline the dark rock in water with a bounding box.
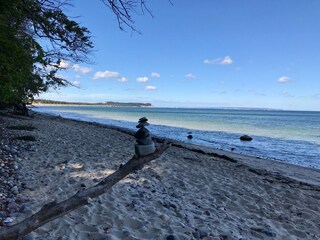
[187,134,193,139]
[240,135,253,141]
[231,148,235,151]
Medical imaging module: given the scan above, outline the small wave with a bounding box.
[34,107,320,170]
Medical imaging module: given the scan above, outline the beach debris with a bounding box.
[240,135,253,141]
[134,117,155,156]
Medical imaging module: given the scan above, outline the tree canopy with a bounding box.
[0,0,150,110]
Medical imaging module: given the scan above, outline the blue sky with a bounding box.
[39,0,320,111]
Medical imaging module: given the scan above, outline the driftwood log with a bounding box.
[0,142,170,240]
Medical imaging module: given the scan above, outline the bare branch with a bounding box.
[0,142,170,240]
[100,0,154,32]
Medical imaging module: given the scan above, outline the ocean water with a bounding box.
[34,106,320,169]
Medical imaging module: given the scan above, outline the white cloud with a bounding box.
[185,73,196,79]
[204,56,233,65]
[278,76,292,83]
[93,71,121,80]
[145,86,157,91]
[71,80,80,87]
[137,77,149,82]
[118,77,128,82]
[57,60,91,74]
[221,56,233,65]
[59,60,71,69]
[151,72,160,78]
[54,74,65,79]
[203,59,213,64]
[93,70,128,83]
[72,64,91,74]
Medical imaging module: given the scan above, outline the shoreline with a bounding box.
[34,111,320,186]
[1,112,319,239]
[32,106,320,170]
[32,103,153,108]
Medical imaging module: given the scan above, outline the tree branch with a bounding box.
[0,142,170,240]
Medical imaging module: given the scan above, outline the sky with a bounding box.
[39,0,320,111]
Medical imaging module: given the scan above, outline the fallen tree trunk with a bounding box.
[0,142,170,240]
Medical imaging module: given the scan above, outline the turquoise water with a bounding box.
[34,106,320,169]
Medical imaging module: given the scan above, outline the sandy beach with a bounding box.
[1,112,320,240]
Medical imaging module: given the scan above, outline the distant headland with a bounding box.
[32,99,152,108]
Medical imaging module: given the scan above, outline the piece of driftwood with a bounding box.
[0,142,170,240]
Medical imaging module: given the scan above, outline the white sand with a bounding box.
[3,113,320,239]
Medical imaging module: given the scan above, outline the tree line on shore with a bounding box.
[33,99,152,107]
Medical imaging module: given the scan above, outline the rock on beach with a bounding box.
[0,122,27,226]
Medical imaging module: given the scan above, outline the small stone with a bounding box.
[138,117,148,122]
[219,234,229,240]
[170,203,178,209]
[92,178,99,183]
[69,179,76,184]
[204,210,211,216]
[192,228,209,239]
[3,217,14,224]
[19,204,33,214]
[197,228,208,238]
[0,211,6,218]
[166,235,176,240]
[10,186,19,194]
[160,214,170,222]
[7,202,18,212]
[192,230,201,239]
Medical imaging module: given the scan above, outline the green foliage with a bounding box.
[33,99,152,107]
[0,0,93,107]
[0,0,149,109]
[8,125,36,131]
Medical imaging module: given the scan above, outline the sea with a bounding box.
[33,106,320,170]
